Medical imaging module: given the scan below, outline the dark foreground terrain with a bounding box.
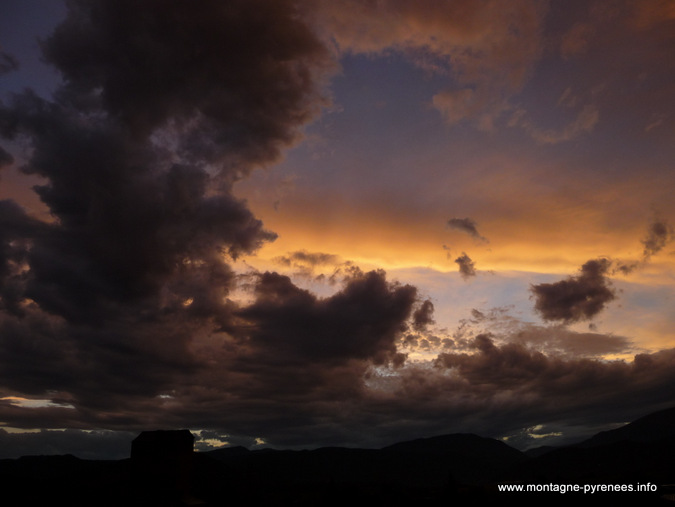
[2,408,675,506]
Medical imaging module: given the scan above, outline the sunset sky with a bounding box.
[1,0,674,459]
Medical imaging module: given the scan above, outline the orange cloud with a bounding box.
[312,0,546,125]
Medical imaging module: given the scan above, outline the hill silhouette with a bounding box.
[576,406,675,448]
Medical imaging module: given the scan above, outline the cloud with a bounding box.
[273,250,342,271]
[41,0,335,166]
[525,104,600,144]
[455,252,477,280]
[612,218,673,275]
[412,299,435,332]
[428,335,675,434]
[611,260,639,276]
[560,22,594,59]
[447,217,489,243]
[159,312,671,450]
[508,324,632,358]
[312,0,546,126]
[0,200,47,316]
[530,258,616,323]
[236,269,416,366]
[433,332,643,398]
[0,0,341,431]
[447,306,633,358]
[0,0,334,316]
[317,322,675,449]
[432,88,504,129]
[0,50,19,76]
[641,218,673,260]
[0,146,13,169]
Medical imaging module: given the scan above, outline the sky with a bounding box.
[0,0,674,459]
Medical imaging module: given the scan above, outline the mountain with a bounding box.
[508,407,675,496]
[519,407,675,459]
[576,406,675,448]
[204,445,250,458]
[523,445,557,458]
[202,434,525,492]
[3,407,675,505]
[383,432,525,459]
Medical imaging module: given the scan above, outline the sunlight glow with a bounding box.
[0,397,75,409]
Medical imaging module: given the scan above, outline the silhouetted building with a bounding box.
[131,429,194,499]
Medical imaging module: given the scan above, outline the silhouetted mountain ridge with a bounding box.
[203,444,250,458]
[523,445,557,457]
[2,407,675,505]
[576,406,675,448]
[383,432,526,460]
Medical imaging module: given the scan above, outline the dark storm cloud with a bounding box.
[1,89,272,324]
[641,218,673,260]
[0,305,205,412]
[0,50,19,76]
[412,299,435,331]
[530,258,616,323]
[0,200,46,316]
[455,252,477,280]
[0,0,339,429]
[219,329,674,449]
[287,315,642,449]
[610,218,672,276]
[236,269,417,365]
[41,0,333,166]
[447,217,489,243]
[612,260,639,276]
[0,146,13,168]
[425,335,675,436]
[206,308,640,447]
[287,251,341,266]
[5,332,673,454]
[125,270,419,446]
[275,251,341,267]
[0,0,334,315]
[273,250,342,278]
